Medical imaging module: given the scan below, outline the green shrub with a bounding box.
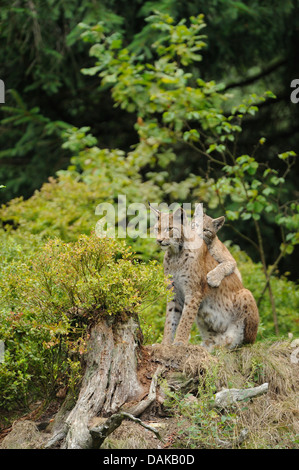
[0,233,167,410]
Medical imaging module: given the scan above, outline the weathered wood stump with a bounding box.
[49,313,270,450]
[46,314,214,449]
[54,315,144,449]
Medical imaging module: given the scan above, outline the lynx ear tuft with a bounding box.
[194,203,204,218]
[173,206,188,225]
[212,216,225,232]
[148,202,160,215]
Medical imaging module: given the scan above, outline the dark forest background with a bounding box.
[0,0,299,424]
[0,0,299,278]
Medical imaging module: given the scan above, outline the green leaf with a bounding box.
[270,176,285,186]
[265,90,277,99]
[263,168,272,178]
[236,155,250,165]
[280,243,294,255]
[251,179,262,189]
[286,232,295,242]
[247,161,259,175]
[278,151,297,160]
[226,210,239,220]
[241,212,252,220]
[262,187,274,196]
[248,106,258,115]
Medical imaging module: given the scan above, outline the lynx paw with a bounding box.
[207,271,221,288]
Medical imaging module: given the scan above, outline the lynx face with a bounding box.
[150,204,202,253]
[153,212,184,252]
[149,204,192,252]
[196,214,225,246]
[202,215,217,244]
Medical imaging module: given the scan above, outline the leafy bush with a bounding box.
[0,233,167,410]
[0,130,162,260]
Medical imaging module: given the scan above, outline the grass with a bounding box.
[158,338,299,449]
[212,340,299,448]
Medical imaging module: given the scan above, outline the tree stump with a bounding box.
[45,317,214,449]
[61,315,144,449]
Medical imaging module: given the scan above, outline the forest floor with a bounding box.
[0,340,298,449]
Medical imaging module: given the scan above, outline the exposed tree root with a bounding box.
[90,412,163,449]
[125,365,164,417]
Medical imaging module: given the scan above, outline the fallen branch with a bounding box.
[126,365,164,416]
[213,383,269,409]
[90,412,162,449]
[44,427,68,449]
[216,428,249,448]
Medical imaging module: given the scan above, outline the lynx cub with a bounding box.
[193,211,242,288]
[150,203,259,351]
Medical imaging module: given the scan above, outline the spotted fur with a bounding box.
[193,211,242,287]
[150,204,259,351]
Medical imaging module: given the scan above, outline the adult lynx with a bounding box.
[150,204,259,351]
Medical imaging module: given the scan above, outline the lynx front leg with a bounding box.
[173,295,202,345]
[162,298,183,345]
[207,260,236,287]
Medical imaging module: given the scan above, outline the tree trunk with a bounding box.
[62,315,144,449]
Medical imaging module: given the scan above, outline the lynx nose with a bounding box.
[157,238,163,244]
